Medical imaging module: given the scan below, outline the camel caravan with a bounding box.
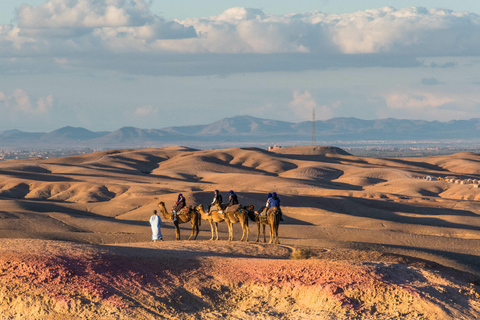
[156,190,282,244]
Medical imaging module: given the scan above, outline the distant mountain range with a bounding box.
[1,116,480,150]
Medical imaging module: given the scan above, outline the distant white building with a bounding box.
[268,145,282,151]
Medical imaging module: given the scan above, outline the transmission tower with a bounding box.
[312,108,317,147]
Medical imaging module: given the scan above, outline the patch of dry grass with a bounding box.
[290,248,317,260]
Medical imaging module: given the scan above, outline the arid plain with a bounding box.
[1,146,480,319]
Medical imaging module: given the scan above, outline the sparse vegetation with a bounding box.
[290,247,317,260]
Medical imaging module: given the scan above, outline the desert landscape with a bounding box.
[1,145,480,319]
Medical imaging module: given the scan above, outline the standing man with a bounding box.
[149,210,163,241]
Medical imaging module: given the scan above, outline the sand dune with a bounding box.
[0,146,480,319]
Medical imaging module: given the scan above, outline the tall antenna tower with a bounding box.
[312,107,316,147]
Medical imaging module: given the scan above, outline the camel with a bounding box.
[195,204,228,241]
[221,203,251,242]
[157,201,201,240]
[248,206,280,244]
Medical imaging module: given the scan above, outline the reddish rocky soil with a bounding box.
[1,239,479,319]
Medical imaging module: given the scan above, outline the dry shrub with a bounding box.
[290,248,316,260]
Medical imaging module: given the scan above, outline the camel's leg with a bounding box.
[269,224,273,244]
[256,221,260,242]
[175,223,180,241]
[241,218,249,242]
[188,219,195,240]
[208,219,214,240]
[262,224,266,243]
[228,221,233,241]
[194,217,199,240]
[214,222,219,241]
[240,220,245,242]
[275,225,279,244]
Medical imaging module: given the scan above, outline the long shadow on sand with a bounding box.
[14,199,148,228]
[348,241,480,277]
[101,242,292,260]
[0,169,76,182]
[385,244,480,276]
[281,194,480,232]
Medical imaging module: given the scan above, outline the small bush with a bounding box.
[290,248,316,260]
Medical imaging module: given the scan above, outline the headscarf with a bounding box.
[177,193,183,202]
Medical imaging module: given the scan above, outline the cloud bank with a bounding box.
[0,89,54,116]
[0,1,479,68]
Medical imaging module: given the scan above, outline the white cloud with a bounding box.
[3,3,480,58]
[385,92,453,110]
[317,101,342,120]
[17,0,152,28]
[0,89,54,114]
[381,89,480,120]
[134,104,158,117]
[289,90,318,119]
[0,3,480,77]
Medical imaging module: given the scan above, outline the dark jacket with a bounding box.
[212,193,223,204]
[174,196,186,212]
[228,193,239,206]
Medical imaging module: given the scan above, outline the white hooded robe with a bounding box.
[149,214,163,240]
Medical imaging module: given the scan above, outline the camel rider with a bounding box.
[265,192,273,209]
[258,193,272,217]
[227,190,239,207]
[172,193,186,221]
[208,190,223,213]
[268,192,283,221]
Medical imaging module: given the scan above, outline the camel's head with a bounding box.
[157,201,165,207]
[246,204,254,211]
[194,204,204,212]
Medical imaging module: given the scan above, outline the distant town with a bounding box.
[342,146,480,157]
[0,148,101,161]
[1,145,480,161]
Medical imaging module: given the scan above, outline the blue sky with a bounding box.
[1,0,480,132]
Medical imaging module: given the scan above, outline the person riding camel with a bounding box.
[172,193,186,221]
[268,192,283,221]
[227,190,239,207]
[258,192,272,218]
[208,190,223,214]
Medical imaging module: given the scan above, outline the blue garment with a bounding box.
[268,196,281,208]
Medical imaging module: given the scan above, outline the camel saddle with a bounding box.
[224,204,241,213]
[259,208,268,220]
[177,206,191,219]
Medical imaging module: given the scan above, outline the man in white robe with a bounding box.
[149,210,163,241]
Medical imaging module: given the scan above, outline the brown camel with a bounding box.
[195,204,228,240]
[248,206,280,244]
[157,201,201,240]
[222,203,251,242]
